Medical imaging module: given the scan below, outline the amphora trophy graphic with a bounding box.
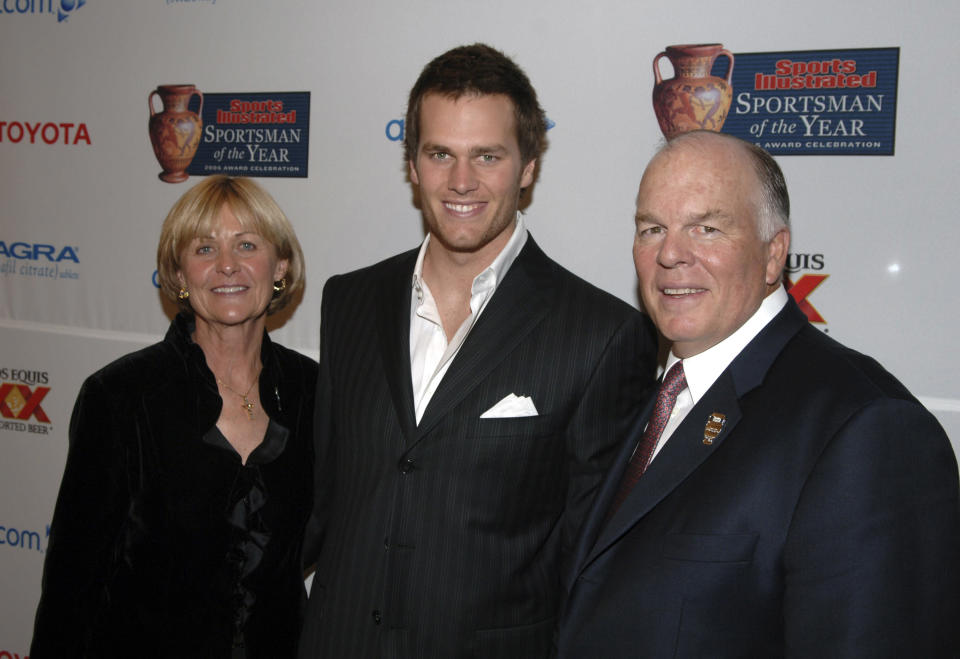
[148,84,204,183]
[652,44,734,138]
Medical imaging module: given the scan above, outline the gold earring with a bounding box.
[178,287,190,300]
[273,278,286,298]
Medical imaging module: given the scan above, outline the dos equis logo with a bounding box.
[0,368,52,435]
[785,253,828,325]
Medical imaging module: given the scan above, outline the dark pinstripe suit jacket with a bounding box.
[298,236,657,658]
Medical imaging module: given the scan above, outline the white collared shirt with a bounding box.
[649,286,789,462]
[410,213,529,424]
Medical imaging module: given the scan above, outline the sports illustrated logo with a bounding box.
[646,44,898,155]
[722,47,898,155]
[384,116,557,142]
[148,87,310,182]
[0,240,80,280]
[0,0,85,22]
[785,253,828,324]
[0,120,91,145]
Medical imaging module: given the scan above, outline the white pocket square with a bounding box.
[480,393,539,418]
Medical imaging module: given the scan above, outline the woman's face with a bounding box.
[177,203,287,331]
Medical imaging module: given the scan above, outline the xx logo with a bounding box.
[0,384,51,423]
[786,274,828,323]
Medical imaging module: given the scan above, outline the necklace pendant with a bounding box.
[217,373,259,421]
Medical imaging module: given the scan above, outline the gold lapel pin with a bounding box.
[703,412,726,445]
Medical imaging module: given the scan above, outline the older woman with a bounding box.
[31,176,317,658]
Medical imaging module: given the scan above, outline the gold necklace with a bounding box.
[216,368,261,420]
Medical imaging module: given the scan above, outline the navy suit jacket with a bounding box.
[299,236,657,658]
[558,297,960,658]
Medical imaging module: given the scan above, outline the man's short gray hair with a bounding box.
[659,131,790,242]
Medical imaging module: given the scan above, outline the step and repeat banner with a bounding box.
[2,0,958,652]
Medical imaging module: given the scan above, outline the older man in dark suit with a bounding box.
[557,130,960,657]
[297,43,656,658]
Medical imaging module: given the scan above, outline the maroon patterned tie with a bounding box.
[606,361,686,520]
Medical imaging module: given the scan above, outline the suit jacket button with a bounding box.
[372,609,382,625]
[398,458,415,473]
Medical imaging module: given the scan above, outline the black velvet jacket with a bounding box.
[31,314,318,658]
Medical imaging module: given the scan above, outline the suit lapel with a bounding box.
[577,295,810,573]
[375,250,419,444]
[566,394,655,585]
[582,375,743,568]
[414,238,557,441]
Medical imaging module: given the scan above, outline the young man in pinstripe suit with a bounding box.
[299,43,656,658]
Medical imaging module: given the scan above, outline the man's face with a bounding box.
[633,137,789,358]
[409,93,536,263]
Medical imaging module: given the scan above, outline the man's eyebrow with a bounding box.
[692,209,741,227]
[634,209,731,224]
[418,143,509,156]
[691,209,729,222]
[469,144,508,156]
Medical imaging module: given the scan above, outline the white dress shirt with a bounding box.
[409,213,528,424]
[649,286,789,462]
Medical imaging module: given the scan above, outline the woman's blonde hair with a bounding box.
[156,176,305,314]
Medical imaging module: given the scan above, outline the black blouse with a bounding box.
[31,314,318,658]
[204,419,289,653]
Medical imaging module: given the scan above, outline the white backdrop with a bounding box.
[2,0,958,652]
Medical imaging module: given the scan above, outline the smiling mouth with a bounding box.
[663,287,706,295]
[444,202,484,214]
[212,286,247,294]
